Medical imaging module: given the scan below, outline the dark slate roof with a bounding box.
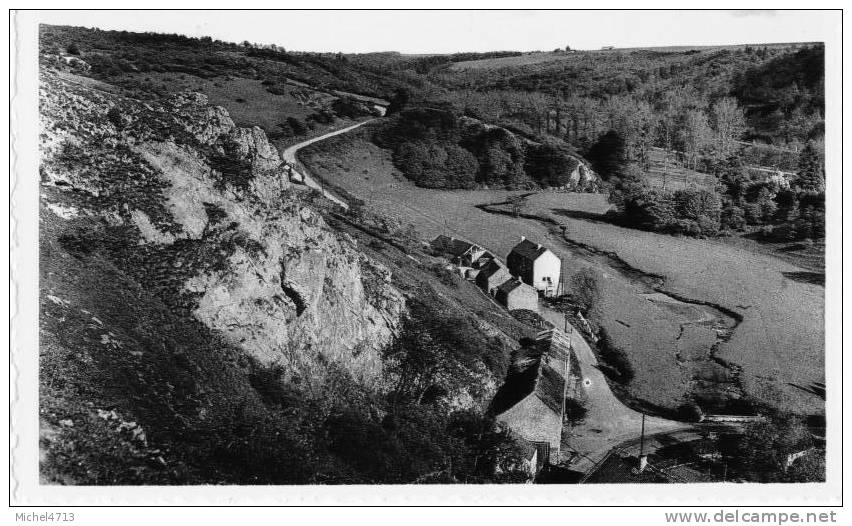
[431,235,479,258]
[472,252,495,267]
[509,239,550,262]
[497,278,526,295]
[490,329,572,416]
[479,259,507,279]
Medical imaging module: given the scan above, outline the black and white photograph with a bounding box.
[8,5,844,514]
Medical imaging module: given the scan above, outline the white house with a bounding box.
[506,237,561,297]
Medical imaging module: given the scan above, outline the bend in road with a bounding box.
[280,119,377,210]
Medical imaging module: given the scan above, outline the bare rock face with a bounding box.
[40,68,405,389]
[221,127,280,174]
[160,91,236,146]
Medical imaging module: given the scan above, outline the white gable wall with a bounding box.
[532,250,561,296]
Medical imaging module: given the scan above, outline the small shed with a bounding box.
[496,278,539,312]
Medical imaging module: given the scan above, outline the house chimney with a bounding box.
[520,236,525,242]
[537,244,542,250]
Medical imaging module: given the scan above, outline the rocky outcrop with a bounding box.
[458,115,602,192]
[39,68,405,389]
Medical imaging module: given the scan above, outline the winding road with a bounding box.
[284,118,738,478]
[537,303,690,473]
[280,119,377,209]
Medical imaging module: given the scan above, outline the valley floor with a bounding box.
[299,127,825,417]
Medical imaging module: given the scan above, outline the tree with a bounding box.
[443,144,478,189]
[605,96,654,168]
[710,97,746,162]
[586,130,628,180]
[387,87,411,115]
[728,411,816,482]
[569,268,602,313]
[796,142,825,192]
[66,42,81,55]
[678,109,713,171]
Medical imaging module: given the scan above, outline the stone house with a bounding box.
[491,329,573,465]
[495,278,539,312]
[507,237,561,297]
[476,259,512,295]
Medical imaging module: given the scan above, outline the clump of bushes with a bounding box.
[375,107,590,190]
[331,97,374,119]
[618,185,722,237]
[677,401,704,422]
[393,140,478,189]
[307,110,335,126]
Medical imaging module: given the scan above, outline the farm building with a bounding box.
[495,278,539,312]
[491,329,573,465]
[507,237,561,297]
[476,259,512,295]
[430,235,487,267]
[465,251,498,280]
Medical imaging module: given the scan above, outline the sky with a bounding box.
[31,10,839,54]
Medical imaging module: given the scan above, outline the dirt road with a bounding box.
[280,119,376,209]
[538,304,689,471]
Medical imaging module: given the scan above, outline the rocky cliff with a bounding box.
[40,69,404,389]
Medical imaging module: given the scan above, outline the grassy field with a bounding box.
[300,127,825,417]
[516,192,824,415]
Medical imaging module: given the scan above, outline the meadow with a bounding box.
[300,128,825,417]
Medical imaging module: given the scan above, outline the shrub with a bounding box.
[286,117,308,136]
[331,97,372,119]
[677,401,704,422]
[308,110,335,126]
[66,42,81,55]
[597,328,635,384]
[106,107,124,130]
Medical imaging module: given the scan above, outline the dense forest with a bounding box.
[40,24,825,241]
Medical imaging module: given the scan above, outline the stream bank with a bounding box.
[478,202,752,415]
